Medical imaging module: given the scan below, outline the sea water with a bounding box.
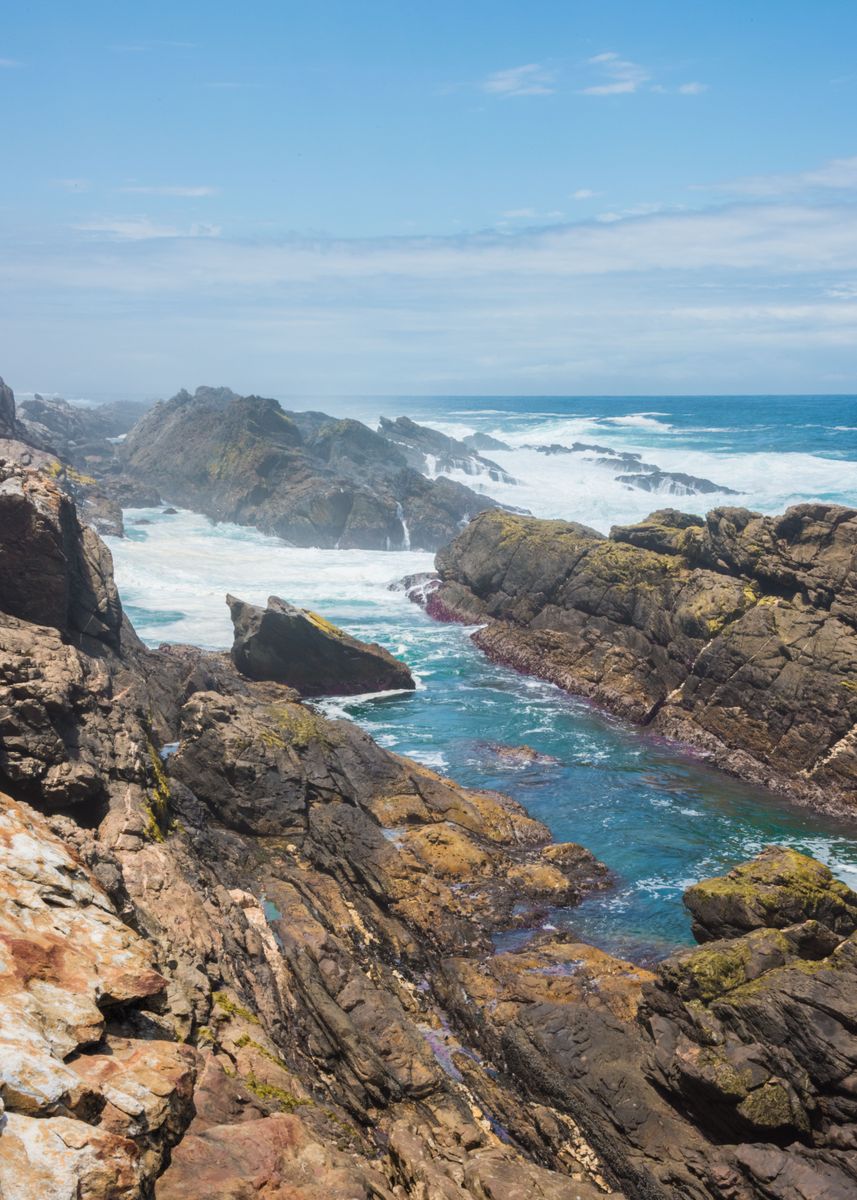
[107,394,857,963]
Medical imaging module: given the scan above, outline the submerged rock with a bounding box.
[227,593,415,697]
[425,505,857,811]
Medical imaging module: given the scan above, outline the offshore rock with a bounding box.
[121,386,503,550]
[227,592,415,696]
[426,505,857,811]
[378,414,517,485]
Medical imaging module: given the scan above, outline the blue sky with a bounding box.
[3,1,857,397]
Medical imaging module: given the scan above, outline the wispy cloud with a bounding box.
[0,57,22,68]
[699,154,857,196]
[500,208,565,222]
[579,53,707,97]
[580,52,649,96]
[117,185,219,197]
[481,64,555,97]
[4,195,857,392]
[570,189,599,200]
[74,217,221,241]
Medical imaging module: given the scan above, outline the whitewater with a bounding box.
[107,394,857,963]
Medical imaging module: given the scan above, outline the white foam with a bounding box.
[107,509,433,649]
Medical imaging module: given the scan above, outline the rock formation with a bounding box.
[0,375,19,439]
[4,450,857,1197]
[120,387,505,550]
[378,415,517,484]
[227,593,415,696]
[421,505,857,811]
[0,463,619,1197]
[528,439,738,497]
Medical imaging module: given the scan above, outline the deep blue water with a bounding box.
[107,394,857,964]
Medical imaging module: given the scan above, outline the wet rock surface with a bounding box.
[227,592,415,696]
[426,505,857,811]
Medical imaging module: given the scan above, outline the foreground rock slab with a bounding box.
[228,592,415,696]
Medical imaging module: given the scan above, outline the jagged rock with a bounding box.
[379,414,517,485]
[464,431,511,452]
[0,463,122,647]
[637,849,857,1194]
[227,593,415,696]
[120,387,503,551]
[0,793,196,1197]
[0,376,18,438]
[617,469,738,497]
[8,462,857,1199]
[425,506,857,810]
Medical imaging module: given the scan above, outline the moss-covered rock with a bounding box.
[684,846,857,943]
[227,592,414,698]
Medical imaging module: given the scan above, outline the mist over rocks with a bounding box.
[378,414,517,484]
[119,386,507,551]
[424,503,857,812]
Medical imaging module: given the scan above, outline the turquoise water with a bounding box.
[107,394,857,963]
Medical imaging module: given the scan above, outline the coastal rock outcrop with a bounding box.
[227,592,415,696]
[0,462,122,648]
[0,375,18,439]
[120,387,504,550]
[423,505,857,811]
[0,466,618,1197]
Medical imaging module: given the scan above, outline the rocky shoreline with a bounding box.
[417,506,857,814]
[2,378,857,1198]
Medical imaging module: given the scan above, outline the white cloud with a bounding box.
[117,185,219,197]
[700,154,857,196]
[481,64,555,97]
[73,217,221,241]
[0,57,21,68]
[678,81,708,95]
[580,52,649,96]
[570,189,598,200]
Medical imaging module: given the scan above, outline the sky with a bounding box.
[3,0,857,399]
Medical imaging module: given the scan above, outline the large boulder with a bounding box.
[684,845,857,942]
[227,593,415,696]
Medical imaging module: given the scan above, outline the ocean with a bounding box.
[107,394,857,963]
